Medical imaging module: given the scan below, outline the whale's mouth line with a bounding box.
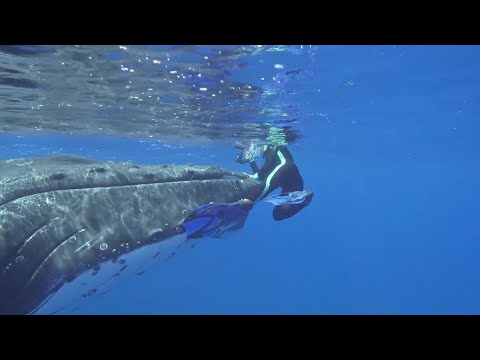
[28,288,60,315]
[0,175,250,207]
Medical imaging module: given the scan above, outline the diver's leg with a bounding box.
[255,145,305,201]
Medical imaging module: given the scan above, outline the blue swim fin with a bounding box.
[182,200,254,240]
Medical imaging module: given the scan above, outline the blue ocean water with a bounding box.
[1,45,479,314]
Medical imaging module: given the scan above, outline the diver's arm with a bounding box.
[249,161,259,174]
[236,149,260,174]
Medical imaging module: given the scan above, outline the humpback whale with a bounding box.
[0,155,265,315]
[0,146,312,315]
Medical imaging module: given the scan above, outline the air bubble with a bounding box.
[100,243,108,251]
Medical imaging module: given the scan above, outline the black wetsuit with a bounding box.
[243,145,313,221]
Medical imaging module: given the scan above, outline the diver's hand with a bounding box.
[235,152,249,164]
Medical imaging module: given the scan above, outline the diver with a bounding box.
[182,144,314,240]
[235,144,314,221]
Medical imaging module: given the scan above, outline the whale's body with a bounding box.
[0,155,263,314]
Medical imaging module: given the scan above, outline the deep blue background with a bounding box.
[1,45,479,314]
